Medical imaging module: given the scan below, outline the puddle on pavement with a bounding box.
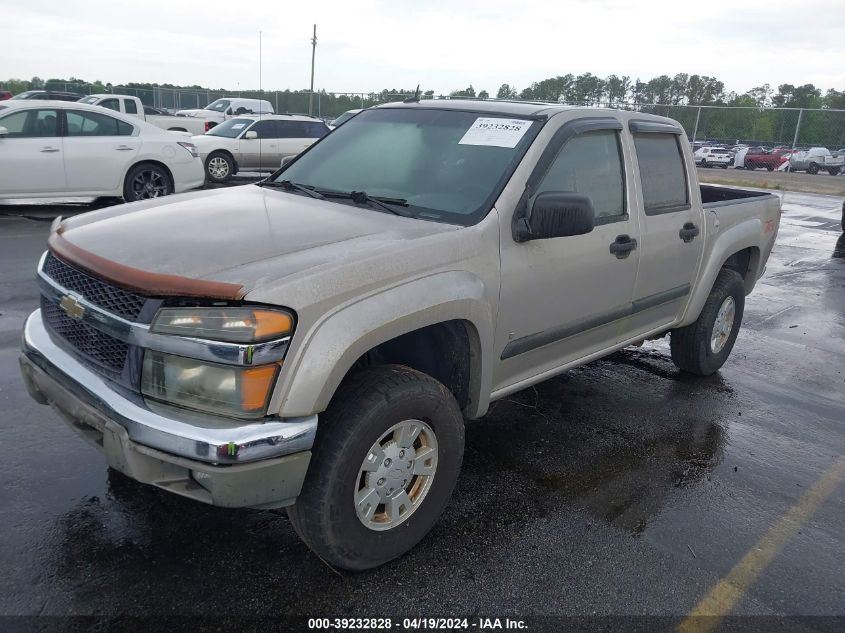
[465,347,729,536]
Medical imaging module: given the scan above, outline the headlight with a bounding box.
[141,351,278,419]
[151,307,294,343]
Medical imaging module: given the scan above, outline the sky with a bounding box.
[3,0,844,95]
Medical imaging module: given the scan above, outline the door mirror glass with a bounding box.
[0,126,7,137]
[226,108,233,115]
[280,155,295,167]
[516,192,595,241]
[244,130,258,140]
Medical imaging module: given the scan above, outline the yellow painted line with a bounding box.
[677,456,845,633]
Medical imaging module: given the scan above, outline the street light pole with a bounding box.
[309,24,317,115]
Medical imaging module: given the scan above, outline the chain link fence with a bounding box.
[8,81,845,150]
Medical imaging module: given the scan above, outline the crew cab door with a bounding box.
[494,116,640,392]
[625,122,704,336]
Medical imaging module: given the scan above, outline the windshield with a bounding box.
[206,118,254,138]
[205,99,232,112]
[78,96,99,105]
[275,108,540,224]
[10,91,36,100]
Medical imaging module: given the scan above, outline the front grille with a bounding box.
[43,252,147,321]
[42,297,128,377]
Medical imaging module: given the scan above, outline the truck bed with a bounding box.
[700,184,776,207]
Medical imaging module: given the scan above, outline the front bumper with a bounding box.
[20,309,316,508]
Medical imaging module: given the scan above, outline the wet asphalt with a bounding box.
[0,188,843,624]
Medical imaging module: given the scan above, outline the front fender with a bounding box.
[268,270,495,419]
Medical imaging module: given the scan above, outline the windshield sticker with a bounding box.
[458,118,532,148]
[231,123,246,129]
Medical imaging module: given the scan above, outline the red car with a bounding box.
[0,90,12,100]
[745,148,791,171]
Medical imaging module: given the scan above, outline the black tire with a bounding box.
[767,165,774,171]
[700,160,708,168]
[123,163,172,202]
[828,168,840,176]
[670,269,745,376]
[745,163,755,170]
[287,365,465,570]
[840,200,844,231]
[808,162,820,175]
[205,151,234,184]
[721,163,729,169]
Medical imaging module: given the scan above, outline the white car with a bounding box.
[191,114,330,183]
[0,100,205,202]
[693,146,732,168]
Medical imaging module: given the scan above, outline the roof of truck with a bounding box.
[374,99,685,129]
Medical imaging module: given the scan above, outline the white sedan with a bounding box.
[0,100,205,202]
[191,114,330,183]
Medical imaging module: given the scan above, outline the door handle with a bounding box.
[40,147,60,153]
[679,222,700,243]
[609,235,638,259]
[115,145,134,151]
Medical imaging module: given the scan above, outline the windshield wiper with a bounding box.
[320,190,411,216]
[259,179,326,200]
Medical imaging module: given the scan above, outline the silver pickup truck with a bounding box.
[19,100,781,570]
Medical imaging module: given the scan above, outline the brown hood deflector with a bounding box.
[48,229,246,300]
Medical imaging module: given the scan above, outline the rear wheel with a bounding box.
[123,163,172,202]
[287,365,465,570]
[205,151,234,183]
[828,167,840,176]
[670,269,745,376]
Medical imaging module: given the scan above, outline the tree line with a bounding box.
[4,73,845,145]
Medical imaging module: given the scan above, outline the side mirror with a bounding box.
[226,108,233,115]
[0,126,7,137]
[244,130,258,140]
[280,155,295,167]
[514,192,595,242]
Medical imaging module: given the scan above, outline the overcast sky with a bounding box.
[4,0,844,95]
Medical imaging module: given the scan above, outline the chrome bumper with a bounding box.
[20,309,317,466]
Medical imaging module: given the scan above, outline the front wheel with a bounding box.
[807,162,820,175]
[205,152,234,183]
[123,163,172,201]
[670,269,745,376]
[700,160,708,168]
[287,365,465,570]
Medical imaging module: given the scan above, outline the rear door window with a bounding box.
[66,110,134,136]
[124,99,138,115]
[633,133,689,214]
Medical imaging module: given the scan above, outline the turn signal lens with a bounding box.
[151,307,294,343]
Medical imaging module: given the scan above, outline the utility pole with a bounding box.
[309,24,317,115]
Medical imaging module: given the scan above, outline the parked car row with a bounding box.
[693,141,845,175]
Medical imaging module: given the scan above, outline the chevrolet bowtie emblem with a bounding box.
[59,293,86,320]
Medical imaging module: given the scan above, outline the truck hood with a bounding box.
[56,185,461,301]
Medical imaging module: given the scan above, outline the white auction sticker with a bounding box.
[232,123,246,129]
[458,118,532,148]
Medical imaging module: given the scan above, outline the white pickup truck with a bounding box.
[78,94,210,135]
[175,97,274,127]
[20,101,780,570]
